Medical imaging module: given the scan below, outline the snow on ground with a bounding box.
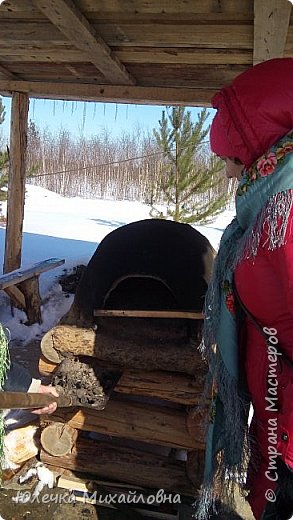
[0,184,235,347]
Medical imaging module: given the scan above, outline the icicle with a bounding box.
[82,102,87,131]
[32,98,36,119]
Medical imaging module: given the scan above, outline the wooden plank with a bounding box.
[0,20,253,49]
[41,437,200,494]
[33,0,135,85]
[113,47,252,66]
[93,310,204,320]
[0,258,65,290]
[77,0,252,15]
[0,22,64,42]
[93,24,253,49]
[0,80,217,106]
[3,92,29,274]
[126,63,247,89]
[0,50,86,63]
[253,0,292,64]
[2,62,105,82]
[0,62,246,89]
[49,398,205,449]
[0,0,40,13]
[0,42,82,53]
[0,47,252,65]
[0,0,253,23]
[85,12,253,25]
[0,0,251,16]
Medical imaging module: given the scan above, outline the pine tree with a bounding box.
[151,106,229,224]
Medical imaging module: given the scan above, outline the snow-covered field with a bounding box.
[0,184,235,346]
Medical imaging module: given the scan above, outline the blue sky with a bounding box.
[0,96,215,141]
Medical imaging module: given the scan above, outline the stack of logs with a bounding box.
[38,318,208,515]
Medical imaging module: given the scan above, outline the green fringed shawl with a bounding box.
[196,131,293,518]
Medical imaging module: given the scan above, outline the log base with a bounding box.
[41,436,203,495]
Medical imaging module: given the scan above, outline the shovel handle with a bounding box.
[0,392,72,410]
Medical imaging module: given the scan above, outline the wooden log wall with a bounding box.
[39,296,209,500]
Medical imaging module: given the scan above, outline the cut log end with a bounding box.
[41,422,77,457]
[41,329,62,364]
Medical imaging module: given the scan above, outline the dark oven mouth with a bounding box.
[97,274,200,345]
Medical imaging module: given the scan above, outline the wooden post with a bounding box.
[2,92,43,324]
[4,91,29,274]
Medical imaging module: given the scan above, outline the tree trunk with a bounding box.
[41,324,205,375]
[39,358,207,406]
[41,437,202,494]
[49,397,205,450]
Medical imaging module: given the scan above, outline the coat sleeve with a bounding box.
[3,362,33,392]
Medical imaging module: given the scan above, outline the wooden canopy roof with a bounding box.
[0,0,292,106]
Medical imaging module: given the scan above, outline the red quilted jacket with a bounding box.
[235,209,293,518]
[210,58,293,519]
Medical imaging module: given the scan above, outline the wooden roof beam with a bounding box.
[32,0,135,86]
[0,79,215,107]
[253,0,292,64]
[0,63,19,80]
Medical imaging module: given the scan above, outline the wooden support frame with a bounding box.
[0,258,65,290]
[3,91,29,274]
[1,256,65,326]
[33,0,135,86]
[0,80,215,107]
[253,0,292,64]
[93,309,204,320]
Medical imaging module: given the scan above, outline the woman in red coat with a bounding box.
[199,58,293,520]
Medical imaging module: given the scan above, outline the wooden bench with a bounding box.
[0,258,65,324]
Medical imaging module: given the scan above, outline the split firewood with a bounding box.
[4,424,39,467]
